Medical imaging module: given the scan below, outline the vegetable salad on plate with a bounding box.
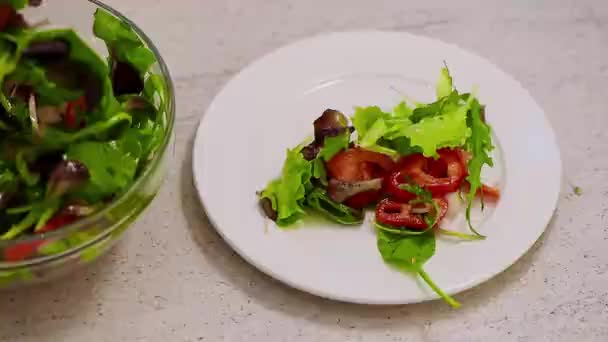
[0,1,166,242]
[258,65,500,307]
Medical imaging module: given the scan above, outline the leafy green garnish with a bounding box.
[305,188,363,225]
[463,99,493,238]
[377,229,460,308]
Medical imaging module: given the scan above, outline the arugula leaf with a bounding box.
[93,9,156,75]
[318,133,349,161]
[305,188,363,225]
[464,100,493,237]
[377,229,460,308]
[66,140,138,202]
[260,147,312,227]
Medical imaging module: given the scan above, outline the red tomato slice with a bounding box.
[375,197,448,230]
[389,149,466,198]
[326,148,395,208]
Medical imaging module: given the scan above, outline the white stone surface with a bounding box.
[1,0,607,341]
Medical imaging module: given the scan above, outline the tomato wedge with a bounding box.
[326,148,395,208]
[375,197,448,229]
[387,149,466,199]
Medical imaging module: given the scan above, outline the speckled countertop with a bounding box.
[1,0,607,341]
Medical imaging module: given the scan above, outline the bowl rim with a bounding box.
[0,0,176,268]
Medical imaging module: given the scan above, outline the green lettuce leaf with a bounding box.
[66,140,138,202]
[352,106,389,138]
[260,147,312,227]
[318,133,349,161]
[436,65,453,99]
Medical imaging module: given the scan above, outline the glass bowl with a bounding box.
[0,0,175,288]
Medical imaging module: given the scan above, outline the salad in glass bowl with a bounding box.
[0,0,174,287]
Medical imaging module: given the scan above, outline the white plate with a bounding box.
[193,31,561,305]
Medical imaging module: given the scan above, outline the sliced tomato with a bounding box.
[375,197,448,230]
[388,149,466,198]
[64,96,87,129]
[326,147,395,181]
[326,148,395,208]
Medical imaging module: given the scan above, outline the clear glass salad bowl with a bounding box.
[0,0,175,288]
